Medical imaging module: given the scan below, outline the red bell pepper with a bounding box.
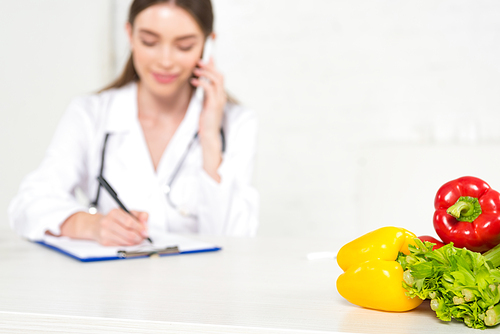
[433,176,500,252]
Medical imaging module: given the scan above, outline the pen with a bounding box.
[96,176,153,244]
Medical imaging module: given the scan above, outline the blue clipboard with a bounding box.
[34,234,222,262]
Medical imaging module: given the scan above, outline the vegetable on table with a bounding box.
[418,235,444,250]
[434,176,500,253]
[399,238,500,329]
[336,226,423,312]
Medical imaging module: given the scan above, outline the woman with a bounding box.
[9,0,259,246]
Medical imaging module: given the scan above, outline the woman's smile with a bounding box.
[152,72,179,84]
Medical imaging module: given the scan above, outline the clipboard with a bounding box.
[34,232,222,262]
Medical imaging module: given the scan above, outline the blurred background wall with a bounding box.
[1,0,500,240]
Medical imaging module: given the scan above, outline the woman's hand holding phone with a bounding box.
[190,58,227,182]
[192,58,226,137]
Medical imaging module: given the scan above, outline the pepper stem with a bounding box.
[446,196,482,223]
[447,201,473,218]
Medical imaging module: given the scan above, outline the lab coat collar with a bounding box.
[105,82,138,133]
[104,82,203,135]
[104,81,203,182]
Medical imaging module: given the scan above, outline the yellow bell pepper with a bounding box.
[336,226,423,312]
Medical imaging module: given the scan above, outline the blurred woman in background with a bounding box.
[9,0,259,246]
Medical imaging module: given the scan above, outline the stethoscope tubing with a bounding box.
[90,128,225,217]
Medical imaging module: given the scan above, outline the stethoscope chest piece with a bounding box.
[162,184,171,195]
[88,206,98,215]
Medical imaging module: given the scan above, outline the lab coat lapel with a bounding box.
[104,83,156,187]
[156,93,202,184]
[105,83,137,134]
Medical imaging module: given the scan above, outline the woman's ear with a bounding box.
[126,22,133,50]
[210,32,216,41]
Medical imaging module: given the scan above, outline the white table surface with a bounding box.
[0,229,487,333]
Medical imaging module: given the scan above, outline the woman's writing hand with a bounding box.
[59,210,149,246]
[93,209,149,246]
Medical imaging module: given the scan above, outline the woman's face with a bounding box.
[127,3,205,98]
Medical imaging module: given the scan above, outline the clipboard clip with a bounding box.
[117,246,180,259]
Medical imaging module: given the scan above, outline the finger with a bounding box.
[130,210,149,225]
[196,60,224,86]
[195,61,223,82]
[193,68,223,91]
[110,209,146,234]
[113,209,144,231]
[98,217,141,246]
[107,229,138,246]
[191,77,216,95]
[109,218,144,245]
[130,211,150,237]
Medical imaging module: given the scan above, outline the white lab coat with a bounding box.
[9,83,259,240]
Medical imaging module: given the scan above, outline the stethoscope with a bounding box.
[88,128,225,218]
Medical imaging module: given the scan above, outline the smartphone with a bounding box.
[195,37,214,101]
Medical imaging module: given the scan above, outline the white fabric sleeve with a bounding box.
[196,108,259,236]
[8,98,93,240]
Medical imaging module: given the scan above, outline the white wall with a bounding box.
[0,0,113,230]
[2,1,500,241]
[211,0,500,240]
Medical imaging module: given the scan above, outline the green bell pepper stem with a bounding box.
[446,196,482,222]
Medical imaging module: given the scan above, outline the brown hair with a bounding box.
[101,0,214,91]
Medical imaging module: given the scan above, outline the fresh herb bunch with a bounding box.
[397,239,500,329]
